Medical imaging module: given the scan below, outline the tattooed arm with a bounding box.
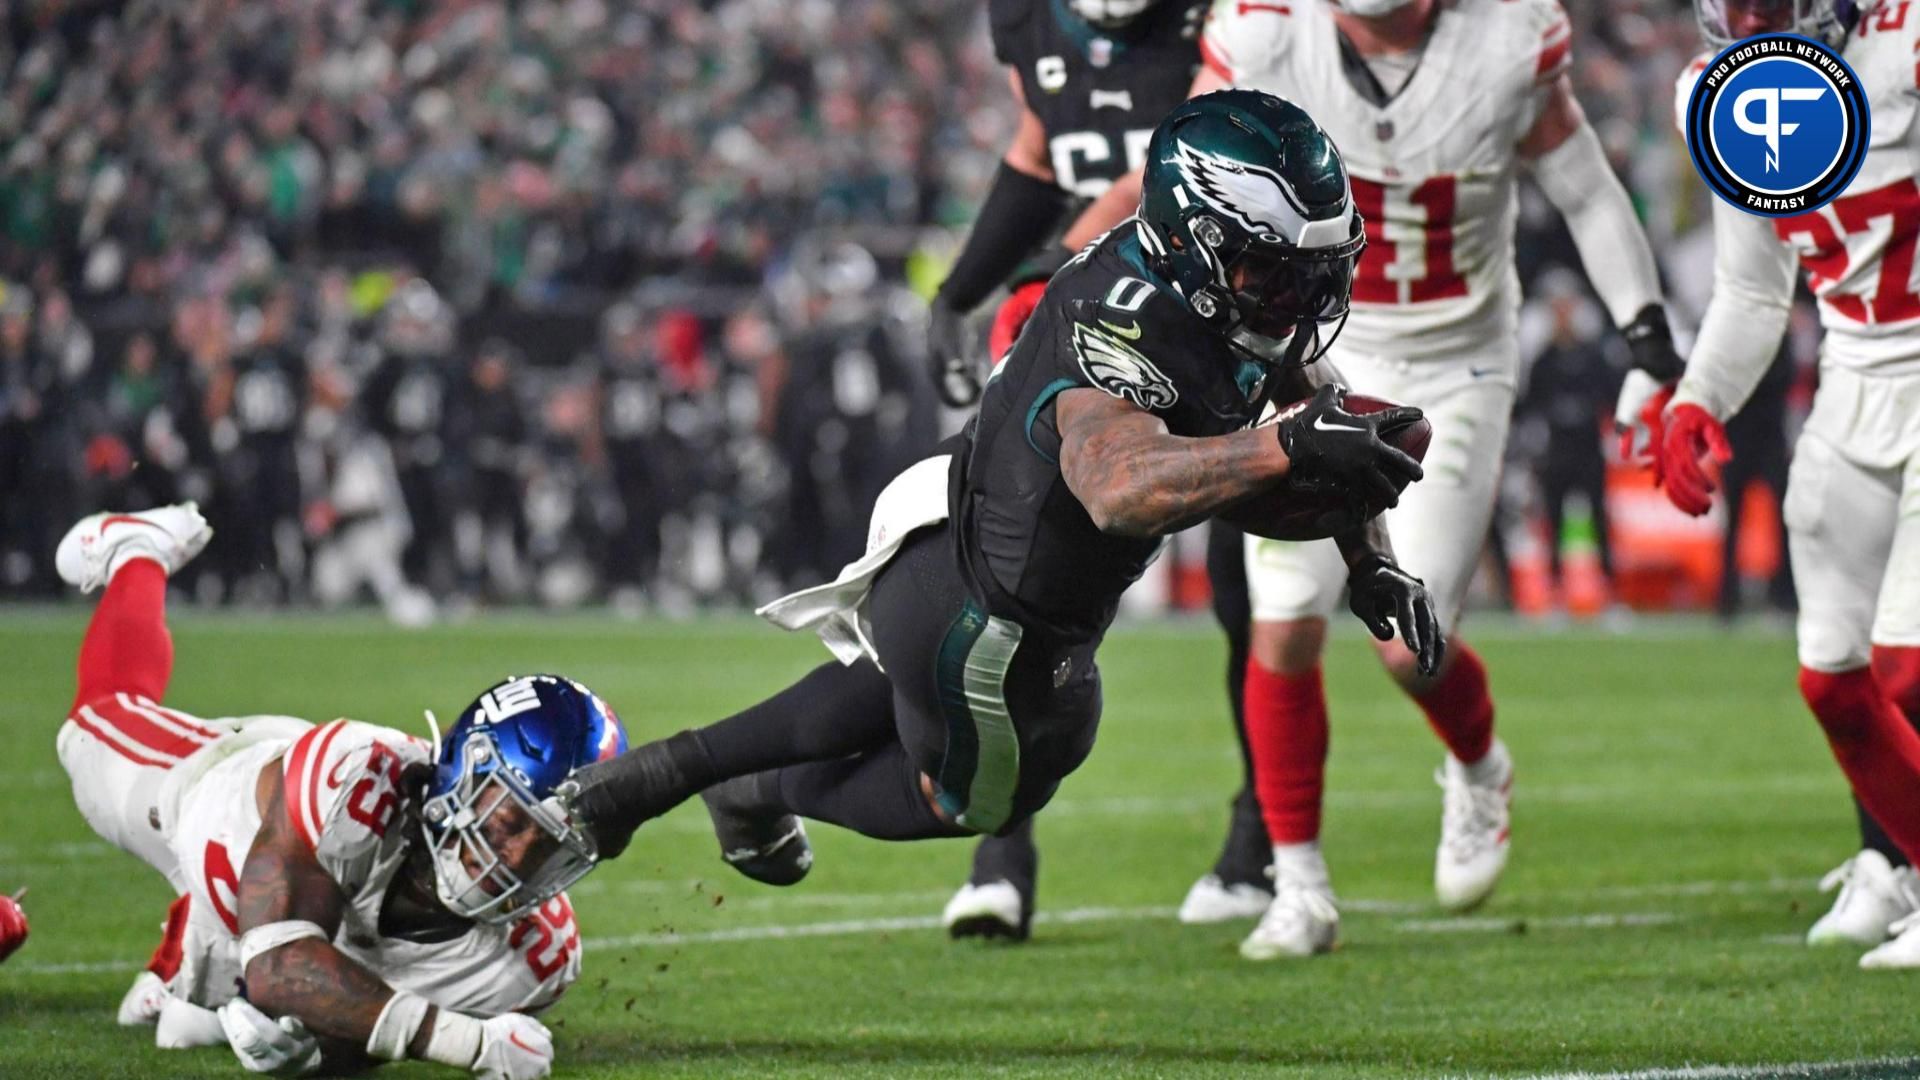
[238,764,437,1062]
[1056,387,1293,539]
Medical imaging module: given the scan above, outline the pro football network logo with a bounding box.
[1684,33,1868,217]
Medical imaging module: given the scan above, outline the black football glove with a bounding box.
[1347,553,1444,677]
[927,296,981,408]
[1275,384,1426,512]
[1622,304,1683,382]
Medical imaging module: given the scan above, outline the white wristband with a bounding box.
[366,990,432,1062]
[237,920,328,973]
[423,1009,484,1069]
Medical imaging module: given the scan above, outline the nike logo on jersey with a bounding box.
[1090,90,1133,111]
[1468,365,1502,379]
[1098,319,1143,340]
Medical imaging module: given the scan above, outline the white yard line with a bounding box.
[1495,1058,1920,1080]
[10,875,1818,975]
[1389,912,1680,934]
[582,905,1687,950]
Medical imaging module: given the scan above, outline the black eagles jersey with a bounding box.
[953,224,1271,643]
[990,0,1205,200]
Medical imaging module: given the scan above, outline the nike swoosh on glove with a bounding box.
[474,1013,554,1080]
[1276,384,1425,512]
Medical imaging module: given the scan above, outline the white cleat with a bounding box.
[1239,879,1339,960]
[942,880,1029,942]
[57,503,212,593]
[1860,911,1920,969]
[116,970,169,1027]
[1808,849,1920,947]
[1434,740,1513,912]
[1178,873,1274,925]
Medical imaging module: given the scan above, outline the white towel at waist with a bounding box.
[755,453,953,668]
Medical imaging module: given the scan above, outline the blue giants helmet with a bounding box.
[422,674,628,924]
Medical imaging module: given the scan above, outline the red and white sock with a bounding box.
[1800,664,1920,867]
[1414,642,1497,777]
[1244,659,1329,848]
[73,557,173,711]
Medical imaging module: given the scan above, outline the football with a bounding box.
[1226,393,1432,542]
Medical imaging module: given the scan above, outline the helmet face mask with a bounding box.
[423,731,599,924]
[1067,0,1160,29]
[421,675,628,925]
[1694,0,1854,46]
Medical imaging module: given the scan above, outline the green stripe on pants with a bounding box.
[932,599,1024,834]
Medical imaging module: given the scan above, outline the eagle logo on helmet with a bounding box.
[1170,141,1315,244]
[1072,322,1179,410]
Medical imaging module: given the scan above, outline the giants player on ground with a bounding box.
[1654,0,1920,965]
[1072,0,1685,958]
[52,502,624,1076]
[928,0,1281,942]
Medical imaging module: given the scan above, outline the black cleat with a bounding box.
[560,737,697,861]
[700,774,813,886]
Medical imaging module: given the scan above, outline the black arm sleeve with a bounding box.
[935,161,1072,314]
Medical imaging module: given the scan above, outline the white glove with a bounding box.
[1613,368,1667,457]
[155,994,229,1049]
[472,1013,554,1080]
[217,997,322,1076]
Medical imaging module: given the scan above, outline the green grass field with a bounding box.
[1,609,1915,1079]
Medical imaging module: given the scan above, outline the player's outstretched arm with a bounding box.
[1056,383,1422,539]
[1057,387,1293,538]
[237,768,553,1078]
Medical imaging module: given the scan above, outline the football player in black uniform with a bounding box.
[931,0,1273,942]
[928,0,1204,409]
[566,93,1443,908]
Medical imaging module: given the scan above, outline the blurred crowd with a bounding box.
[0,0,1810,618]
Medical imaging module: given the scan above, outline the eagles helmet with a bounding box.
[422,675,628,924]
[1137,89,1365,367]
[1066,0,1163,29]
[1694,0,1861,47]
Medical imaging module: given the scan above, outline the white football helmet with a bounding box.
[1694,0,1860,47]
[1067,0,1160,29]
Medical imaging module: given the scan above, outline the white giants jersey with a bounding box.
[1201,0,1571,362]
[1677,6,1920,373]
[162,718,582,1013]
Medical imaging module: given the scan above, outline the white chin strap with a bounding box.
[1338,0,1418,15]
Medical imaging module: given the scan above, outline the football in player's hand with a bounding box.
[1228,393,1432,542]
